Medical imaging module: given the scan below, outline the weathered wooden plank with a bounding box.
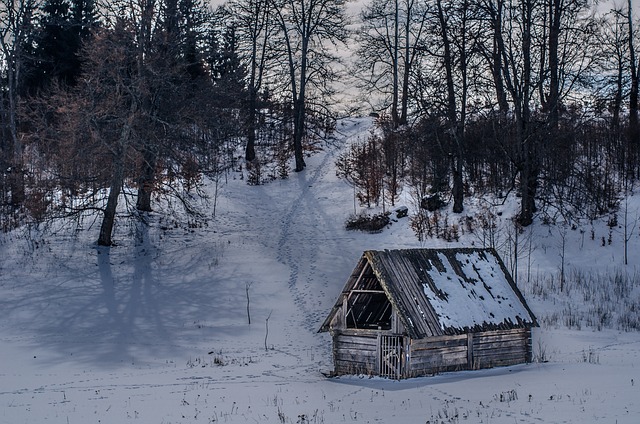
[411,355,468,368]
[474,353,528,366]
[474,340,526,349]
[473,349,527,358]
[481,327,526,335]
[411,349,468,362]
[412,334,467,346]
[333,346,378,355]
[335,335,379,346]
[411,347,469,357]
[335,329,383,338]
[335,355,377,364]
[474,357,526,369]
[473,333,527,343]
[412,333,467,344]
[474,348,526,359]
[411,346,468,358]
[473,339,527,351]
[474,332,527,342]
[335,355,377,366]
[335,347,377,358]
[335,361,377,375]
[334,341,377,356]
[412,340,467,350]
[336,332,379,340]
[333,352,377,364]
[474,350,527,360]
[473,339,527,350]
[410,361,468,374]
[473,333,527,344]
[335,336,378,345]
[411,339,468,352]
[474,328,527,338]
[335,342,378,353]
[473,337,527,347]
[467,333,474,367]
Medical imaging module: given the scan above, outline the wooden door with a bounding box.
[379,335,403,379]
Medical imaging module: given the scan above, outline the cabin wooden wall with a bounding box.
[408,328,531,377]
[471,328,532,369]
[331,328,532,378]
[332,330,379,376]
[408,334,468,377]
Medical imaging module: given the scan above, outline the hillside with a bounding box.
[0,117,639,423]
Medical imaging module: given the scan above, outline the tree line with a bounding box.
[342,0,640,228]
[0,0,344,244]
[1,0,639,244]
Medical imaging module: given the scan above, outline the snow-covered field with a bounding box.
[1,117,639,423]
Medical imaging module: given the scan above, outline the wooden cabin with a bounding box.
[319,248,537,379]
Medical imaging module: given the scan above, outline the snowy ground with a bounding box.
[1,117,639,423]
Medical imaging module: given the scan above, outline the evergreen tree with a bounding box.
[25,0,97,92]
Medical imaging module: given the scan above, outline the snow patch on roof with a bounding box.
[422,251,532,331]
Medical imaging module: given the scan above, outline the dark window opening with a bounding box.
[346,292,392,330]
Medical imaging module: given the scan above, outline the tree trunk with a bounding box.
[6,34,24,206]
[519,154,538,227]
[613,55,623,131]
[518,0,536,226]
[547,0,561,129]
[245,86,257,162]
[491,0,509,114]
[437,0,464,213]
[98,104,135,246]
[452,154,464,213]
[98,144,125,246]
[293,96,306,172]
[628,0,639,142]
[400,2,411,126]
[136,145,157,212]
[391,0,400,127]
[292,28,308,173]
[245,2,265,164]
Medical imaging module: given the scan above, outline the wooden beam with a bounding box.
[349,289,386,294]
[353,259,371,289]
[467,333,474,369]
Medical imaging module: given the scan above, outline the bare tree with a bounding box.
[226,0,275,163]
[270,0,347,172]
[355,0,429,127]
[25,1,219,245]
[596,8,630,132]
[476,0,510,113]
[493,0,540,226]
[433,0,480,213]
[538,0,596,130]
[628,0,639,142]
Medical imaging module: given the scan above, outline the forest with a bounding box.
[1,0,639,245]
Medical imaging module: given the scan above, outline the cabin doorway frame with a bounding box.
[379,335,404,379]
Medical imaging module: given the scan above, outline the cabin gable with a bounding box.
[321,256,404,334]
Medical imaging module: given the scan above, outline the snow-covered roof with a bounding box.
[321,248,537,339]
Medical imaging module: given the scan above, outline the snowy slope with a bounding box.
[0,116,639,423]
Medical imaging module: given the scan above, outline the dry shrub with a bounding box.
[345,211,390,233]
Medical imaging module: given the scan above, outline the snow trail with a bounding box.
[275,118,376,336]
[276,147,339,333]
